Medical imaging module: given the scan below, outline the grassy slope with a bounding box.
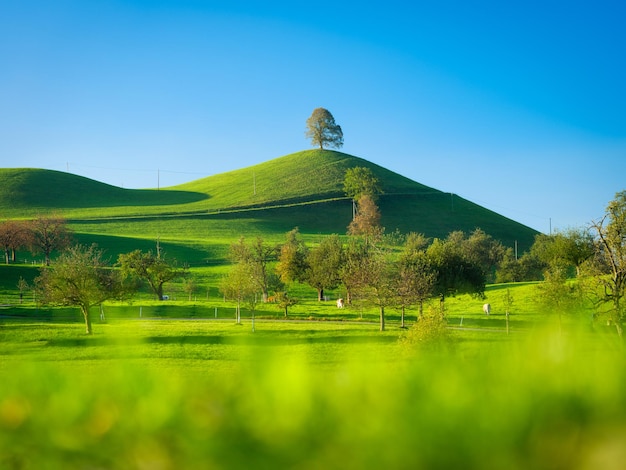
[0,150,538,263]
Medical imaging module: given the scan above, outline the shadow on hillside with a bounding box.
[65,188,209,209]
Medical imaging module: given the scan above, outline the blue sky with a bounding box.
[2,1,625,233]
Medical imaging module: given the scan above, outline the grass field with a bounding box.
[1,278,625,469]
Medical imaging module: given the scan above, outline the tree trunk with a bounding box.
[318,288,324,301]
[401,306,405,328]
[380,306,385,331]
[4,249,8,265]
[81,306,93,335]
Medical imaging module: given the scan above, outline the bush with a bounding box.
[399,306,453,352]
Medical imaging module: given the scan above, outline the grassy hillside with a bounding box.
[0,150,538,259]
[0,168,206,215]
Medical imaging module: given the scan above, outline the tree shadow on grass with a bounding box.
[44,333,397,348]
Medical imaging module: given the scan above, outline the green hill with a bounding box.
[0,150,538,256]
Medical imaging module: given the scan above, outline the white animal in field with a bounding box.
[337,298,344,308]
[483,303,491,315]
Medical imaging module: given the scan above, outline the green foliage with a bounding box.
[305,234,344,301]
[343,166,382,201]
[399,306,452,351]
[427,236,486,300]
[118,249,187,301]
[587,191,626,337]
[35,244,122,334]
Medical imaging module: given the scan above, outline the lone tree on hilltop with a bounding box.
[305,107,343,150]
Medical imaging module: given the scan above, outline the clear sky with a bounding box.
[2,0,625,233]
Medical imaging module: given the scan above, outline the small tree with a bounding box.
[29,216,72,266]
[118,249,187,301]
[276,228,309,285]
[536,266,580,336]
[220,261,256,324]
[35,244,121,335]
[427,236,486,314]
[183,277,198,301]
[587,191,626,337]
[305,108,343,150]
[275,291,298,318]
[347,194,383,241]
[305,234,344,301]
[343,167,382,202]
[17,276,29,304]
[0,220,30,264]
[397,233,435,324]
[354,244,397,332]
[503,288,514,335]
[230,237,278,303]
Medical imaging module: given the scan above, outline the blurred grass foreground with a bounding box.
[1,320,625,469]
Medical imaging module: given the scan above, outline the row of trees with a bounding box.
[36,245,188,334]
[0,216,71,266]
[221,228,497,331]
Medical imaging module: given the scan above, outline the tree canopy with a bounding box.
[343,167,381,202]
[305,108,343,150]
[35,244,121,335]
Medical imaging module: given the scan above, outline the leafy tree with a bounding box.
[536,266,580,336]
[275,291,298,318]
[220,261,256,324]
[305,234,344,301]
[341,237,371,306]
[118,249,187,301]
[495,248,524,283]
[183,277,198,301]
[343,167,382,202]
[549,228,595,277]
[587,191,626,337]
[230,237,278,303]
[305,107,343,150]
[29,216,72,266]
[462,229,506,283]
[276,228,309,285]
[427,236,485,312]
[35,244,122,335]
[397,233,436,324]
[353,244,397,331]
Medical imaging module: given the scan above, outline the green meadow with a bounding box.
[2,279,625,469]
